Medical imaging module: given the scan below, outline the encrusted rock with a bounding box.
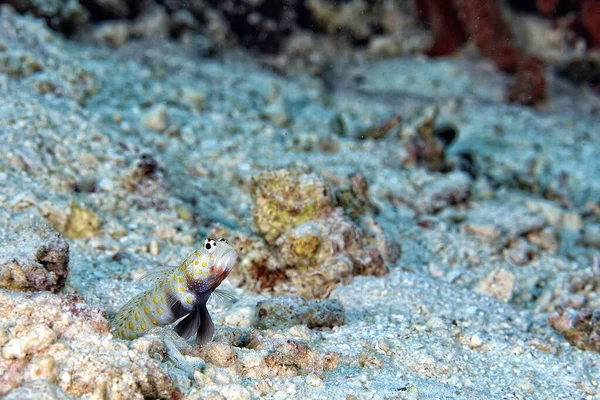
[402,106,452,172]
[251,169,335,244]
[3,379,69,400]
[538,257,600,313]
[549,307,600,352]
[256,297,345,330]
[335,173,377,219]
[2,325,55,360]
[0,224,69,292]
[263,338,320,376]
[275,210,388,297]
[62,203,100,239]
[212,208,389,298]
[199,342,237,368]
[45,202,100,240]
[526,227,560,254]
[0,291,178,398]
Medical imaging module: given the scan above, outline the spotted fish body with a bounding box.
[112,237,237,344]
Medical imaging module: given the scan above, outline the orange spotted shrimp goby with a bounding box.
[111,237,237,344]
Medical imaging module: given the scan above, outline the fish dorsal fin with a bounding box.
[140,266,178,283]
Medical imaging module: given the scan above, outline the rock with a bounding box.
[462,224,502,240]
[255,297,345,330]
[402,106,451,172]
[0,224,69,292]
[525,200,563,226]
[213,326,253,348]
[199,342,237,367]
[335,173,377,219]
[206,0,303,53]
[526,227,560,254]
[582,224,600,249]
[277,221,322,270]
[2,325,55,360]
[142,104,169,132]
[0,50,43,78]
[275,210,388,297]
[467,203,547,242]
[415,171,472,214]
[219,384,252,400]
[264,338,319,375]
[213,209,388,298]
[262,97,290,127]
[549,307,600,352]
[0,329,7,347]
[62,203,100,239]
[23,356,58,382]
[476,268,515,303]
[0,291,179,398]
[92,21,129,47]
[3,379,70,400]
[561,212,584,232]
[129,4,171,40]
[3,0,89,30]
[251,169,335,244]
[181,87,206,111]
[504,238,537,265]
[525,200,583,232]
[306,0,373,40]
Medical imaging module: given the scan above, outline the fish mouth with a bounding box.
[216,247,238,274]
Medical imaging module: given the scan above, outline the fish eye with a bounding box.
[204,238,217,252]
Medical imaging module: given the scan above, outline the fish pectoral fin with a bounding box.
[212,288,238,305]
[174,306,202,340]
[195,303,215,345]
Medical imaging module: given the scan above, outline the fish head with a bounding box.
[186,237,237,292]
[203,237,237,280]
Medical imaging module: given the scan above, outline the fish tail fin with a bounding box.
[195,302,215,345]
[174,306,202,340]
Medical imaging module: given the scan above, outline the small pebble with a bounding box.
[142,104,168,132]
[219,384,251,400]
[476,268,515,303]
[562,212,583,232]
[306,374,323,387]
[149,240,159,256]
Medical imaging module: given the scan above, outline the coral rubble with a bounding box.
[0,224,69,292]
